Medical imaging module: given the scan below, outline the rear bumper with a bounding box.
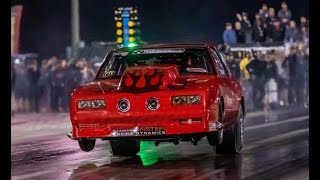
[70,109,219,139]
[68,132,209,141]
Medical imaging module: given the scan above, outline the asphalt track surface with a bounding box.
[11,109,309,180]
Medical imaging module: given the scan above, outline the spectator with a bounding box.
[278,2,292,26]
[237,12,252,43]
[284,20,299,43]
[297,26,309,44]
[239,52,252,81]
[295,44,308,105]
[225,53,240,81]
[223,22,237,45]
[64,60,82,111]
[270,20,285,43]
[48,60,66,112]
[26,63,40,112]
[265,8,276,41]
[300,16,309,29]
[282,46,298,105]
[81,61,96,85]
[274,50,289,106]
[252,13,265,42]
[260,4,269,23]
[37,59,51,112]
[246,52,267,110]
[13,63,30,112]
[234,21,245,43]
[264,53,279,110]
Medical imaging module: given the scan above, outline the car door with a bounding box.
[215,49,241,120]
[209,48,235,124]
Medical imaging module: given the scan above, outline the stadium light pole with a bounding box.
[71,0,80,58]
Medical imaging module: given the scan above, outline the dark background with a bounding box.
[10,0,309,58]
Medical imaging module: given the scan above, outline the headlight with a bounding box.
[172,95,201,105]
[77,99,106,109]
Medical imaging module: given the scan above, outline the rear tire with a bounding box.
[78,139,96,152]
[109,140,140,156]
[214,105,244,154]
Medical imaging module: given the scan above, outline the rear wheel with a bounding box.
[214,105,244,154]
[109,140,140,156]
[78,139,96,152]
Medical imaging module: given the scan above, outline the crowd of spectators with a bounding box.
[11,57,97,113]
[222,1,309,112]
[222,2,309,45]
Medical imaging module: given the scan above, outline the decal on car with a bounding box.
[113,52,129,56]
[132,48,185,55]
[112,127,166,136]
[102,70,116,78]
[186,68,208,73]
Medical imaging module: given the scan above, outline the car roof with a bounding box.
[115,43,215,51]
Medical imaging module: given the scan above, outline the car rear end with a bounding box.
[70,88,215,140]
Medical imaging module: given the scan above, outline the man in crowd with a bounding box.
[223,22,237,45]
[13,62,30,112]
[63,60,82,111]
[264,8,276,42]
[225,53,240,81]
[26,62,40,112]
[284,20,299,43]
[236,12,252,43]
[270,19,285,43]
[234,21,245,43]
[282,46,299,105]
[300,16,308,30]
[252,13,265,43]
[48,60,66,112]
[278,1,292,27]
[246,52,267,110]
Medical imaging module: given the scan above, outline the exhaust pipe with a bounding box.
[67,132,75,140]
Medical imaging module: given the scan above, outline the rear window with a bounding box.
[97,48,215,79]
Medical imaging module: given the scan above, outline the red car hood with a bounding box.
[73,65,216,95]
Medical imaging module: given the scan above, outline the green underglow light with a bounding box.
[127,43,137,47]
[137,141,159,166]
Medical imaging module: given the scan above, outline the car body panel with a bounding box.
[69,44,244,140]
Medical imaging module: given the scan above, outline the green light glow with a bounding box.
[137,141,159,166]
[127,43,137,47]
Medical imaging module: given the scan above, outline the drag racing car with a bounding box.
[68,43,245,156]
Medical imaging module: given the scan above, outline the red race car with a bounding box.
[68,44,245,156]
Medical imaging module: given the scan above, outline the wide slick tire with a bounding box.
[109,140,140,156]
[215,105,244,154]
[78,139,96,152]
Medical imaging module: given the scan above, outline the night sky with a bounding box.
[11,0,308,59]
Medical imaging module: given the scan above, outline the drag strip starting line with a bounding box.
[245,115,309,131]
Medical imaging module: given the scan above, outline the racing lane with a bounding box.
[11,111,309,180]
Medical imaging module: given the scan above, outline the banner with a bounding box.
[11,5,23,55]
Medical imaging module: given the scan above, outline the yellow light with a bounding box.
[128,21,134,27]
[129,29,135,35]
[129,37,135,43]
[116,29,123,35]
[117,37,123,43]
[116,22,122,27]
